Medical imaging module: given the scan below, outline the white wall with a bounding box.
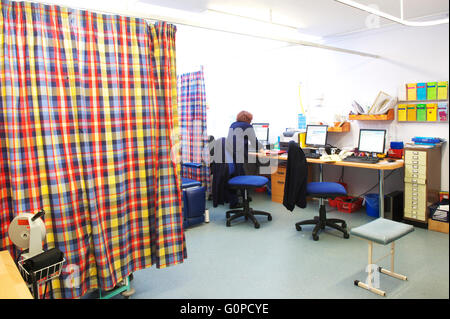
[177,22,449,195]
[12,0,449,194]
[311,23,449,194]
[176,25,312,143]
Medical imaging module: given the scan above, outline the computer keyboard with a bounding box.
[342,156,380,164]
[305,153,321,159]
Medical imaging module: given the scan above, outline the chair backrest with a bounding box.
[224,139,235,176]
[210,137,247,177]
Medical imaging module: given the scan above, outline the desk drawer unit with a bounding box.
[403,146,441,225]
[271,166,286,204]
[404,183,427,221]
[404,150,427,166]
[405,164,427,180]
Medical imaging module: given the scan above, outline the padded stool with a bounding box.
[350,218,414,296]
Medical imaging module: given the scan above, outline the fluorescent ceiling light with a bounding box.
[206,8,301,31]
[134,0,208,13]
[128,1,378,57]
[51,0,377,58]
[130,2,322,43]
[131,1,199,20]
[202,9,323,43]
[335,0,449,26]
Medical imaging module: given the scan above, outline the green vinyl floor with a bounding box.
[106,192,449,299]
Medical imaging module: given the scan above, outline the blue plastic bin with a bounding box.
[365,194,380,218]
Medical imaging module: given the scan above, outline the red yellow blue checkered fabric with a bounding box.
[0,0,186,298]
[178,69,211,193]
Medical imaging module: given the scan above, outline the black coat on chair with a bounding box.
[283,141,308,211]
[210,137,243,207]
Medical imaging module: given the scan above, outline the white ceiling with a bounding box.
[137,0,449,38]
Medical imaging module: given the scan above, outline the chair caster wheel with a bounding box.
[254,223,260,229]
[344,233,350,239]
[312,234,319,241]
[295,225,302,231]
[268,215,272,221]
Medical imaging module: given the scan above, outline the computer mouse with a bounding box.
[387,158,396,162]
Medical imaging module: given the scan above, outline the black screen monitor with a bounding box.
[305,125,328,147]
[358,129,386,154]
[253,123,269,143]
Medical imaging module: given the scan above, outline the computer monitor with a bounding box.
[358,129,387,154]
[253,123,269,142]
[305,125,328,147]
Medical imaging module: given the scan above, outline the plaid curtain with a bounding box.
[177,69,210,193]
[0,0,186,298]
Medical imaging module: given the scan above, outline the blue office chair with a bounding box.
[295,182,350,241]
[181,162,206,228]
[284,141,349,241]
[225,153,272,229]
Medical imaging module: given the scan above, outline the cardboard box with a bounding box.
[428,219,449,234]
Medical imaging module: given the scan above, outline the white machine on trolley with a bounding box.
[8,209,135,299]
[8,210,46,260]
[8,209,65,299]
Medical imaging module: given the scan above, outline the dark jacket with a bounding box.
[210,138,229,207]
[210,160,231,207]
[211,137,244,207]
[283,141,308,211]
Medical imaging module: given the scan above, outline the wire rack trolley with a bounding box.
[17,256,65,299]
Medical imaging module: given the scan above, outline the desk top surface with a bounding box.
[305,157,404,170]
[252,152,404,171]
[0,250,33,299]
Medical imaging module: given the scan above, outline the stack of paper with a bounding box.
[433,205,449,222]
[368,91,397,115]
[351,100,366,114]
[351,92,397,115]
[404,143,434,149]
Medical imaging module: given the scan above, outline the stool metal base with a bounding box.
[354,280,386,297]
[354,241,407,297]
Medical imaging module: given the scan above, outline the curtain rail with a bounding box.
[26,0,380,59]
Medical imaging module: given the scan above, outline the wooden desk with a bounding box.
[0,250,33,299]
[305,158,404,171]
[253,151,404,217]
